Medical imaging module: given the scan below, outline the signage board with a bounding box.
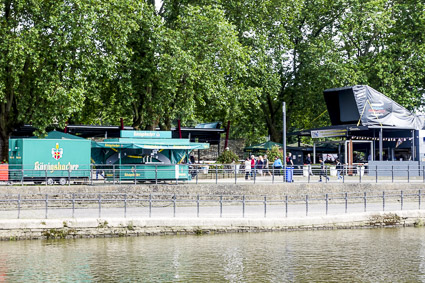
[120,131,172,139]
[311,129,347,138]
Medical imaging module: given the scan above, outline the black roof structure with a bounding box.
[10,124,225,145]
[323,85,424,129]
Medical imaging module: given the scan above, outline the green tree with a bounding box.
[0,0,142,159]
[94,3,250,131]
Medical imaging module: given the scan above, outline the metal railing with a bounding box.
[0,190,422,219]
[1,163,425,185]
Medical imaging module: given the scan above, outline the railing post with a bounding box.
[134,167,137,185]
[113,164,116,185]
[234,164,237,184]
[68,168,71,186]
[325,166,328,183]
[98,194,102,218]
[325,193,329,215]
[45,194,48,219]
[285,195,288,218]
[173,194,176,218]
[272,164,275,184]
[220,195,223,218]
[359,166,362,183]
[375,166,378,183]
[423,166,425,183]
[90,165,93,186]
[308,166,310,183]
[215,165,218,184]
[197,195,200,217]
[21,168,24,186]
[124,193,127,218]
[72,193,75,218]
[17,194,21,219]
[305,195,309,216]
[392,165,394,183]
[149,194,152,218]
[342,165,345,183]
[344,192,348,213]
[196,165,199,184]
[408,165,410,183]
[364,192,367,212]
[155,165,158,185]
[264,196,267,218]
[45,168,48,186]
[242,195,245,218]
[382,191,385,211]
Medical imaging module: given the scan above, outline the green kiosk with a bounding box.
[91,130,209,181]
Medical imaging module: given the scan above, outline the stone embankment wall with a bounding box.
[0,211,424,240]
[1,183,424,241]
[0,182,422,197]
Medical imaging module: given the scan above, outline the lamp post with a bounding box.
[283,102,286,164]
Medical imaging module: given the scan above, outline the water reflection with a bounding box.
[1,228,425,282]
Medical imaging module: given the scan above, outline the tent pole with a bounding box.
[379,128,383,161]
[344,140,348,164]
[412,130,415,161]
[119,148,121,182]
[283,102,286,165]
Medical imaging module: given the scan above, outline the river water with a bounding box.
[1,227,425,282]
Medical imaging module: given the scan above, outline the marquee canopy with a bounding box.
[324,85,424,130]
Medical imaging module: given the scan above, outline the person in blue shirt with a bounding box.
[273,156,282,176]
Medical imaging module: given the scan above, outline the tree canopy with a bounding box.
[0,0,424,158]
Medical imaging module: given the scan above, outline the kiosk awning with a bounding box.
[91,139,209,150]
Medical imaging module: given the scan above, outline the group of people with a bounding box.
[304,153,343,182]
[243,153,297,180]
[244,155,273,179]
[241,152,347,182]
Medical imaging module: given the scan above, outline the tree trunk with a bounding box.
[0,128,9,162]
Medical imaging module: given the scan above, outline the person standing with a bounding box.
[273,156,282,176]
[336,159,343,180]
[286,152,294,167]
[257,156,264,176]
[305,153,314,176]
[250,155,256,177]
[263,154,271,176]
[244,157,251,180]
[319,158,329,182]
[286,152,294,182]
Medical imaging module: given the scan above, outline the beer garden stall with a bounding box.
[91,130,210,182]
[289,85,425,176]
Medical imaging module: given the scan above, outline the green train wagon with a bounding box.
[9,132,91,185]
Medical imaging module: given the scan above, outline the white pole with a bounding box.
[283,102,286,163]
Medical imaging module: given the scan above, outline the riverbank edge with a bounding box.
[1,210,424,241]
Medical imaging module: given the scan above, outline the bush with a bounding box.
[266,145,283,161]
[217,150,239,164]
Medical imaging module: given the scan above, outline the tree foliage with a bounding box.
[217,149,239,164]
[1,0,425,158]
[0,0,142,157]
